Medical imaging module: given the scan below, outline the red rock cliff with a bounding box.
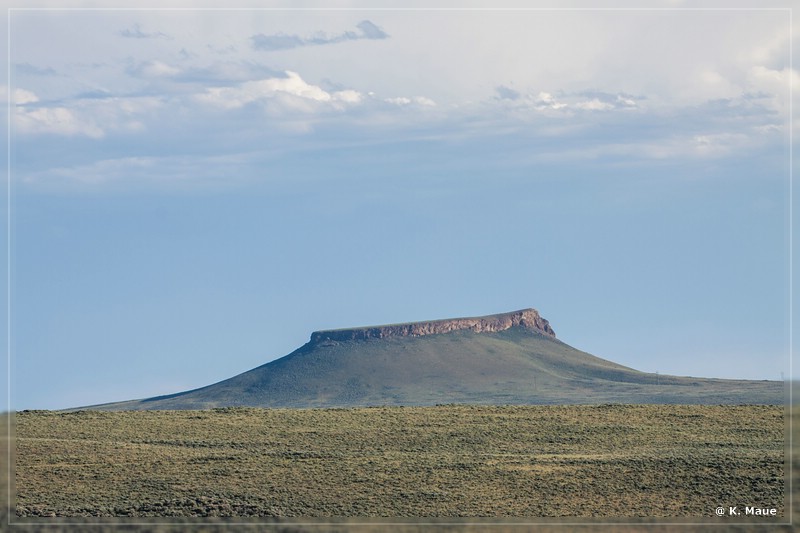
[310,308,556,343]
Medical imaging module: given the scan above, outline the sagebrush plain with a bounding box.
[14,404,787,521]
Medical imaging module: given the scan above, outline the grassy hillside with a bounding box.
[15,405,786,521]
[92,328,783,410]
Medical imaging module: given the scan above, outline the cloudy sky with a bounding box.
[2,1,796,409]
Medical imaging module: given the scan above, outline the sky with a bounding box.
[1,0,796,410]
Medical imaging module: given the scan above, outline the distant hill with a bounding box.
[83,308,783,410]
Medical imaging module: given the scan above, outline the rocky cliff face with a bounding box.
[310,308,556,344]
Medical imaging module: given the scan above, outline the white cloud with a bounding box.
[574,99,615,111]
[7,6,789,183]
[499,91,635,113]
[195,71,363,111]
[14,92,163,138]
[118,23,171,40]
[746,65,798,133]
[414,96,436,107]
[696,69,741,101]
[251,19,388,51]
[616,95,637,108]
[385,96,436,107]
[16,105,105,138]
[748,65,796,97]
[21,152,257,190]
[525,130,759,164]
[690,132,752,158]
[385,97,411,106]
[533,92,567,110]
[130,60,182,78]
[746,29,789,69]
[14,89,39,105]
[334,89,362,104]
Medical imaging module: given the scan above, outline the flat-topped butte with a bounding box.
[74,307,784,410]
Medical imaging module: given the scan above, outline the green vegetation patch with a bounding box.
[14,404,786,518]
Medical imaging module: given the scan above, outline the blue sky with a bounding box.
[2,1,796,410]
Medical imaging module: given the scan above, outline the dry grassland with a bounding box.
[10,404,787,524]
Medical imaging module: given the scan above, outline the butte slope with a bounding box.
[87,308,783,410]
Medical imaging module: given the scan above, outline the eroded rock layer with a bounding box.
[310,308,556,343]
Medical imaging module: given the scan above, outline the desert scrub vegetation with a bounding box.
[13,404,786,520]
